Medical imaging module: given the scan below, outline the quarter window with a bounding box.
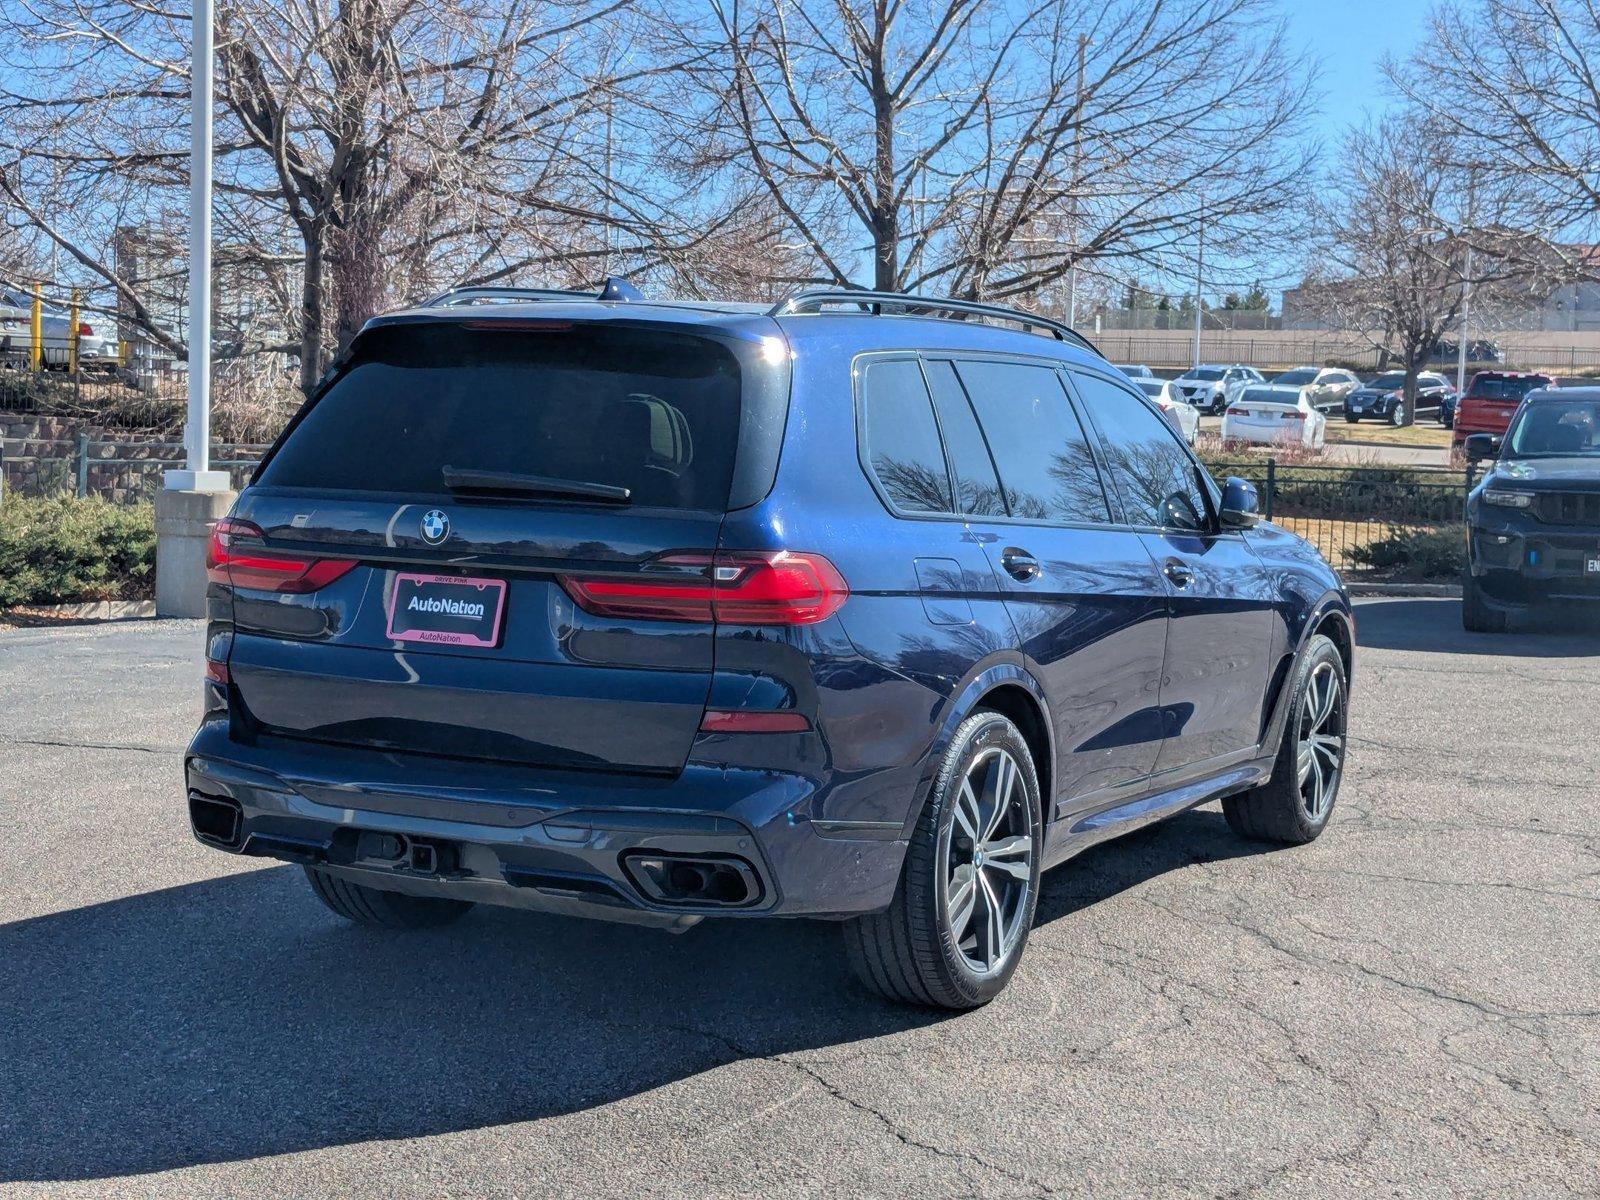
[955,360,1111,524]
[859,359,954,514]
[1070,371,1209,531]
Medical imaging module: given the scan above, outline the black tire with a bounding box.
[1345,414,1359,424]
[303,865,475,929]
[1222,634,1347,846]
[844,710,1043,1010]
[1462,574,1508,633]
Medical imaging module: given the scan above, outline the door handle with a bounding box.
[1163,560,1194,588]
[1000,547,1040,582]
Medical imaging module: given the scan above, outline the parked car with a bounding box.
[0,287,115,368]
[1439,387,1460,429]
[1453,371,1555,447]
[1223,384,1328,449]
[1270,366,1360,411]
[1129,376,1200,445]
[1114,363,1154,379]
[1344,370,1456,426]
[1173,364,1264,414]
[1462,388,1600,631]
[1429,337,1503,365]
[184,282,1353,1010]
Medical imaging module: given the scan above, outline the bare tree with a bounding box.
[1314,118,1521,425]
[1387,0,1600,282]
[665,0,1314,303]
[0,0,660,393]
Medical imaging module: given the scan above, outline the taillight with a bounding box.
[560,551,848,625]
[205,517,358,593]
[1281,411,1304,421]
[78,322,93,336]
[1228,407,1248,417]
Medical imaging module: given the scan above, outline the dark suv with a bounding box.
[185,283,1354,1009]
[1464,388,1600,631]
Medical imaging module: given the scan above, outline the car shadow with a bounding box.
[1354,597,1600,657]
[1,807,1260,1183]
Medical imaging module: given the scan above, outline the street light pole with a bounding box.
[1192,207,1205,370]
[156,0,233,617]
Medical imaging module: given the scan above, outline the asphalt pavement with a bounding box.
[2,601,1597,1198]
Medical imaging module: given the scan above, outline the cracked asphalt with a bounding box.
[1,598,1597,1198]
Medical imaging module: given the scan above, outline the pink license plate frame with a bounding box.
[386,572,507,648]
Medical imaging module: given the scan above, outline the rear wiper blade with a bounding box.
[441,466,631,504]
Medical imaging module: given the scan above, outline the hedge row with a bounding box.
[0,495,156,607]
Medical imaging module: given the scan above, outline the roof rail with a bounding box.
[423,276,645,308]
[768,289,1100,355]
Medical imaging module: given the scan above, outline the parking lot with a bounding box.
[2,600,1597,1199]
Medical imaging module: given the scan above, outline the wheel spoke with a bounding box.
[954,780,980,844]
[947,864,978,941]
[977,869,1004,970]
[1312,733,1342,768]
[983,834,1030,859]
[984,857,1030,883]
[1312,668,1338,728]
[980,753,1013,842]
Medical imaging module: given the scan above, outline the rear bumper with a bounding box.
[183,718,908,926]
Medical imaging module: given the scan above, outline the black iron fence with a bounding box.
[1205,458,1475,574]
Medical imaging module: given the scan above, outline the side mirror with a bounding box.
[1219,476,1260,529]
[1464,433,1501,463]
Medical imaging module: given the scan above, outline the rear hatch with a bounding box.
[221,315,778,776]
[1460,374,1550,432]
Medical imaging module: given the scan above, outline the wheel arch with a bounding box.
[907,660,1056,836]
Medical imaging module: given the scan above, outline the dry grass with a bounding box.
[1323,419,1454,449]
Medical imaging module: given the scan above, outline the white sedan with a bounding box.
[1130,377,1200,445]
[1221,384,1327,450]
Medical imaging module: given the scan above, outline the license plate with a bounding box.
[386,572,507,647]
[1588,558,1600,575]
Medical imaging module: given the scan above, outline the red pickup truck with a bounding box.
[1453,371,1555,447]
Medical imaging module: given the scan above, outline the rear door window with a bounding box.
[922,360,1006,517]
[955,360,1111,524]
[1070,370,1209,531]
[256,323,742,511]
[858,358,954,514]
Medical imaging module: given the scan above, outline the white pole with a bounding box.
[186,0,213,477]
[1192,210,1205,370]
[1456,242,1473,395]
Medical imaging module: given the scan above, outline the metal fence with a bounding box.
[1206,458,1474,574]
[1,433,266,505]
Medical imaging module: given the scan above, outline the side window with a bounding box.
[955,360,1112,524]
[923,360,1006,517]
[859,358,953,514]
[1070,371,1209,531]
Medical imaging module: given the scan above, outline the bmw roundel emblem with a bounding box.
[420,509,450,545]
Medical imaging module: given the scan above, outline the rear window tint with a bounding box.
[1468,375,1546,400]
[859,359,954,514]
[956,360,1111,524]
[256,324,741,510]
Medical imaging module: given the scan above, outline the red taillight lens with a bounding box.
[699,709,811,733]
[1228,407,1248,417]
[78,322,93,336]
[560,551,848,625]
[1280,411,1303,421]
[206,517,358,593]
[204,658,230,685]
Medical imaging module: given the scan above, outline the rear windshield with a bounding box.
[1273,369,1316,385]
[1468,375,1544,400]
[257,323,742,510]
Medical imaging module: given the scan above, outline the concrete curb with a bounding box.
[1,599,157,625]
[1346,583,1462,598]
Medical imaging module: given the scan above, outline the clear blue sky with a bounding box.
[1286,0,1432,149]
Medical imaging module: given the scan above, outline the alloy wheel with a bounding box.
[1296,661,1345,821]
[943,746,1034,975]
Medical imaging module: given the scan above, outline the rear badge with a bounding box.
[420,509,450,545]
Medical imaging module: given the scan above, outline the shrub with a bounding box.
[0,495,156,606]
[1347,526,1466,579]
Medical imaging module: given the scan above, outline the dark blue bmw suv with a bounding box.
[185,283,1353,1009]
